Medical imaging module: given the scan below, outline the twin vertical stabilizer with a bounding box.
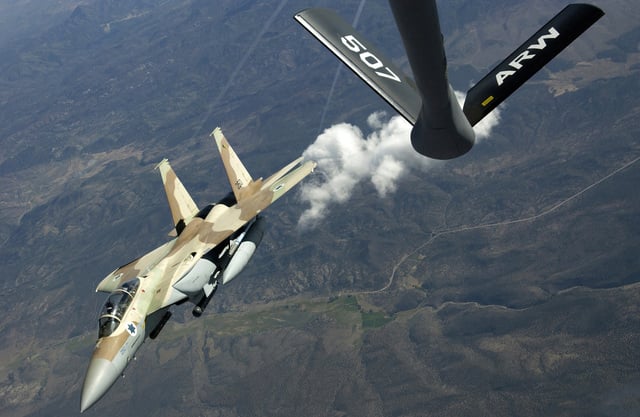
[156,158,199,235]
[211,127,264,203]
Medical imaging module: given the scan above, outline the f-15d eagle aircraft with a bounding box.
[295,1,604,159]
[80,128,316,412]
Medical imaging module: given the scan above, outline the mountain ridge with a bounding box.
[0,0,638,415]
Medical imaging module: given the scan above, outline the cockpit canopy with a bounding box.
[98,279,140,338]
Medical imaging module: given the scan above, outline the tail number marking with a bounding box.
[340,35,401,83]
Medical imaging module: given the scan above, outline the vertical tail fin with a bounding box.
[155,159,199,235]
[211,128,263,203]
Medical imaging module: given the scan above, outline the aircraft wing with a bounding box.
[96,239,177,293]
[198,159,317,249]
[95,127,315,317]
[211,127,317,208]
[146,130,316,312]
[176,156,316,281]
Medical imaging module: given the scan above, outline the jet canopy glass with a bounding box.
[98,279,140,338]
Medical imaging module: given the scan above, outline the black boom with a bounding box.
[295,2,604,160]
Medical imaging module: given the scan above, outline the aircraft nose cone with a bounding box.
[80,358,119,413]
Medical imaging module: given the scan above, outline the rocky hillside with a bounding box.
[0,0,639,416]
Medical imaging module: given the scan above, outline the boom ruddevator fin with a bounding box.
[296,4,474,160]
[294,7,422,125]
[295,2,604,159]
[463,4,605,126]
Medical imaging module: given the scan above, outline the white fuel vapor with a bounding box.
[297,92,502,229]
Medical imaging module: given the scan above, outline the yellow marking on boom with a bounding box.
[482,96,495,107]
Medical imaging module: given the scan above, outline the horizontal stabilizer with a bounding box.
[294,8,421,124]
[463,4,604,126]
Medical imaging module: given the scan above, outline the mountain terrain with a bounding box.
[0,0,639,416]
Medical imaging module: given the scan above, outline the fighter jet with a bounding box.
[295,1,604,159]
[80,128,316,412]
